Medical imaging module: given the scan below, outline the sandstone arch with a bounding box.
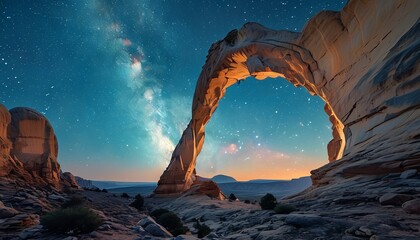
[154,23,345,194]
[155,0,420,194]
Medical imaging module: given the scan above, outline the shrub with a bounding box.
[150,208,170,219]
[41,206,103,234]
[121,193,129,198]
[194,220,211,238]
[229,193,237,201]
[259,193,277,210]
[61,196,85,209]
[244,200,250,204]
[129,194,144,210]
[157,211,188,236]
[274,203,296,214]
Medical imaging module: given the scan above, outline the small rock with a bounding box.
[379,193,414,206]
[284,214,326,227]
[205,232,220,239]
[137,216,156,228]
[98,224,112,231]
[342,236,363,240]
[144,223,173,238]
[89,231,99,238]
[19,227,42,239]
[174,235,199,240]
[402,198,420,214]
[132,225,145,233]
[47,194,65,201]
[0,206,19,219]
[400,169,417,179]
[359,226,373,236]
[62,237,78,240]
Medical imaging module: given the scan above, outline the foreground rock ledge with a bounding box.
[155,0,420,194]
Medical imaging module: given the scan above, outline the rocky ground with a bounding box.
[150,169,420,240]
[1,169,420,240]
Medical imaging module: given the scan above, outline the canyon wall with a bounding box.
[155,0,420,194]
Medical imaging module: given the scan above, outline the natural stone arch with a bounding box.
[154,23,345,194]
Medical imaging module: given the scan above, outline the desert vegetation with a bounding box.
[259,193,277,210]
[129,194,144,211]
[151,208,188,236]
[41,196,103,234]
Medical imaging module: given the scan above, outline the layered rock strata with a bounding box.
[155,0,420,194]
[0,104,64,188]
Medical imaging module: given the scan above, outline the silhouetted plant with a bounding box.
[274,203,296,214]
[61,196,85,209]
[41,206,103,234]
[229,193,237,201]
[101,189,108,193]
[194,220,211,238]
[129,194,144,210]
[157,211,188,236]
[121,193,129,198]
[259,193,277,210]
[150,208,170,219]
[244,200,251,204]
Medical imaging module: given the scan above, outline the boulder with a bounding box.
[144,223,173,238]
[0,205,19,219]
[379,193,414,206]
[400,169,418,179]
[402,199,420,214]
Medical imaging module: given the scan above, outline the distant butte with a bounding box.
[155,0,420,197]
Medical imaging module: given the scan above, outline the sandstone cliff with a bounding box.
[0,104,71,189]
[155,0,420,194]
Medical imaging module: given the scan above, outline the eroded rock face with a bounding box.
[155,0,420,194]
[0,103,12,177]
[7,107,61,187]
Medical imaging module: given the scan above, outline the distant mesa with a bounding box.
[0,104,78,190]
[155,0,420,196]
[211,174,237,183]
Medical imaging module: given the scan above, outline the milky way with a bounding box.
[0,0,346,181]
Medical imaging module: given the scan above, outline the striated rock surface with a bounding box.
[182,177,226,200]
[8,107,61,187]
[0,104,75,190]
[155,0,420,194]
[60,171,80,189]
[0,103,12,177]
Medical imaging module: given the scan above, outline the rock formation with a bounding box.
[155,0,420,194]
[0,104,69,189]
[8,107,61,187]
[0,103,12,177]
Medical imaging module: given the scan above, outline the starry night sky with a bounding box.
[0,0,346,181]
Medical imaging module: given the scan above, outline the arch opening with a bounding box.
[154,23,346,194]
[196,75,333,181]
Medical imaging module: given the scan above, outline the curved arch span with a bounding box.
[154,23,345,194]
